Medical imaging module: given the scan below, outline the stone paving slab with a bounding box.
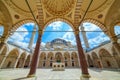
[0,68,120,80]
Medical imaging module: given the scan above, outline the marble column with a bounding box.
[0,55,7,68]
[75,30,90,80]
[27,31,42,77]
[0,43,4,54]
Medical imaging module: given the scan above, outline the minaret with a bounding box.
[28,24,37,51]
[81,23,89,48]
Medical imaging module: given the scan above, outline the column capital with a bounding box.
[38,30,43,35]
[74,27,79,35]
[110,36,118,43]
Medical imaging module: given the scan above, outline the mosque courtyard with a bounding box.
[0,68,119,80]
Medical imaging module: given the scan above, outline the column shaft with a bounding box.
[27,33,42,77]
[0,43,4,54]
[75,33,89,75]
[0,55,7,68]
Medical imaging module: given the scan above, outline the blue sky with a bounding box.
[0,21,120,50]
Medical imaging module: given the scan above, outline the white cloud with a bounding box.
[31,42,45,49]
[8,26,29,49]
[79,23,101,31]
[14,41,28,48]
[62,29,76,45]
[24,23,34,26]
[48,21,63,30]
[88,32,110,47]
[9,27,28,41]
[41,42,45,46]
[25,37,30,42]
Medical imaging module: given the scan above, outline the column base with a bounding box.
[80,74,91,80]
[27,74,36,78]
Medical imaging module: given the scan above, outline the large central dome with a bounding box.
[42,0,75,16]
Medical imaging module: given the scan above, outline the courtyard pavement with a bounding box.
[0,68,120,80]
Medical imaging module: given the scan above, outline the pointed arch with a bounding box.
[99,48,118,68]
[12,19,35,32]
[82,18,107,33]
[55,52,63,63]
[2,48,19,68]
[64,52,70,67]
[38,52,46,68]
[47,52,54,67]
[44,18,75,31]
[87,54,94,67]
[16,52,27,68]
[71,52,79,67]
[91,52,102,68]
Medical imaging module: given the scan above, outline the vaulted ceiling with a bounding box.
[0,0,120,40]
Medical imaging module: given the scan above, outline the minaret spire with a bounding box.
[81,23,89,48]
[28,24,37,51]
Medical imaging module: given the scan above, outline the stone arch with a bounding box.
[2,48,19,68]
[0,0,12,41]
[91,52,102,68]
[47,52,54,67]
[71,52,79,67]
[0,45,8,65]
[87,54,94,67]
[38,52,46,68]
[55,52,63,63]
[9,19,35,36]
[99,48,118,68]
[16,52,27,68]
[43,18,75,31]
[108,23,120,42]
[82,18,108,35]
[64,52,70,67]
[24,54,31,68]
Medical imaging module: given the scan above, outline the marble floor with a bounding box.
[0,68,120,80]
